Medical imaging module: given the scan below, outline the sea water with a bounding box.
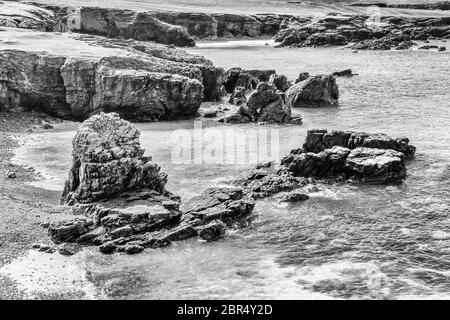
[7,41,450,299]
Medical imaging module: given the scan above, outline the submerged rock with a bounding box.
[286,75,339,108]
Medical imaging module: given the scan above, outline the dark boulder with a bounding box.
[286,75,339,108]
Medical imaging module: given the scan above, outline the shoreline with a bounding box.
[0,111,75,299]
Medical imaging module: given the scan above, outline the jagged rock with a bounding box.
[245,69,276,82]
[280,129,416,183]
[99,241,117,254]
[255,95,292,123]
[6,171,16,179]
[60,113,168,204]
[180,187,255,225]
[246,82,280,111]
[302,129,416,159]
[345,148,407,184]
[218,113,252,124]
[419,45,439,50]
[196,220,227,241]
[69,7,195,47]
[236,168,310,199]
[332,69,353,77]
[223,68,255,93]
[396,40,416,50]
[303,32,348,47]
[295,72,310,83]
[48,217,93,243]
[0,28,226,120]
[268,73,291,92]
[280,190,310,203]
[58,242,82,255]
[228,86,247,106]
[286,75,339,108]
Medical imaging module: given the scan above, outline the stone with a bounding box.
[286,75,339,108]
[228,86,247,106]
[6,171,16,179]
[347,148,407,182]
[99,241,117,254]
[117,244,145,254]
[280,128,415,184]
[48,217,93,243]
[196,220,227,241]
[60,113,168,204]
[268,73,291,92]
[280,190,310,202]
[438,46,447,51]
[295,72,310,83]
[58,242,82,255]
[332,69,353,77]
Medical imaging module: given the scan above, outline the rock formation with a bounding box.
[50,113,255,254]
[236,129,416,199]
[273,14,450,50]
[220,82,302,124]
[0,30,225,121]
[60,113,168,204]
[286,75,339,108]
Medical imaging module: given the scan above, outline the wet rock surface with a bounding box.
[0,30,225,121]
[49,114,256,253]
[273,14,450,50]
[286,75,339,108]
[237,129,416,199]
[281,129,416,184]
[221,82,301,124]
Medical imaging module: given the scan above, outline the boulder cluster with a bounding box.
[217,68,341,124]
[237,129,416,200]
[49,113,255,254]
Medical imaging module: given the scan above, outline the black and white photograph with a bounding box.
[0,0,449,304]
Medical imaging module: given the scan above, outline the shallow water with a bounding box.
[7,42,450,299]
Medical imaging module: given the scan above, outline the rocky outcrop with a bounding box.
[268,73,291,92]
[60,113,168,204]
[286,75,339,108]
[280,129,416,183]
[0,49,204,121]
[301,129,416,159]
[69,7,196,47]
[228,86,247,106]
[273,14,450,50]
[236,129,416,199]
[220,82,302,124]
[49,113,256,253]
[0,29,226,120]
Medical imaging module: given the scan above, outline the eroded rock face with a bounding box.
[69,7,195,47]
[286,75,339,108]
[236,129,416,199]
[61,113,168,204]
[0,31,225,120]
[302,129,416,159]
